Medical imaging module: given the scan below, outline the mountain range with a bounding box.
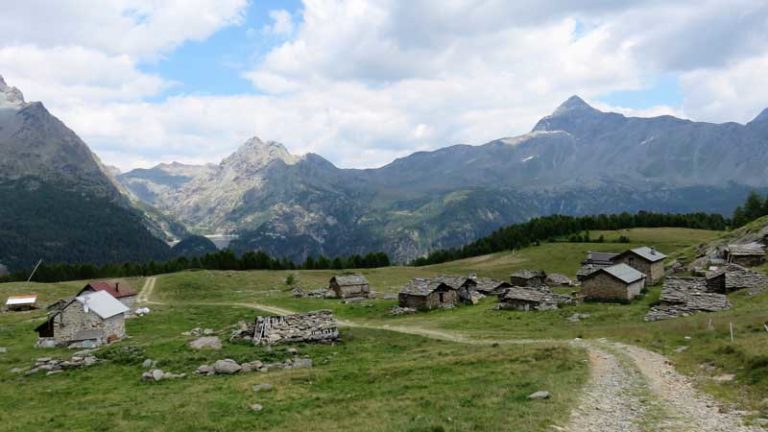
[118,96,768,262]
[2,73,767,269]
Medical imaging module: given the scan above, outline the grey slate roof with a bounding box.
[499,287,554,303]
[598,264,645,284]
[583,251,619,265]
[625,246,667,263]
[473,278,510,294]
[432,275,475,289]
[399,278,455,296]
[727,243,766,257]
[332,274,369,286]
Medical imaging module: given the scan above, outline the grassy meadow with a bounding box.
[3,226,768,430]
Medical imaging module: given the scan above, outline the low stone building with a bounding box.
[723,243,766,267]
[546,273,575,287]
[497,287,559,311]
[583,251,619,266]
[613,246,666,284]
[78,281,137,309]
[398,278,459,311]
[252,310,339,345]
[646,277,730,321]
[433,276,477,304]
[580,263,646,302]
[328,275,370,299]
[510,270,547,287]
[705,263,768,294]
[5,294,38,311]
[472,278,511,295]
[35,290,129,348]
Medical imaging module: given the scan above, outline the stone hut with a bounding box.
[724,243,766,267]
[577,251,620,281]
[705,263,768,294]
[398,278,459,311]
[35,290,128,348]
[646,277,730,321]
[328,275,370,299]
[580,263,646,302]
[78,280,137,309]
[613,246,666,284]
[472,278,511,295]
[497,287,559,311]
[510,270,547,287]
[5,294,38,311]
[253,310,339,345]
[546,273,574,287]
[433,276,477,303]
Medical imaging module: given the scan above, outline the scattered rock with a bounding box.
[142,358,156,369]
[0,347,7,353]
[528,390,551,400]
[712,374,735,383]
[189,336,222,350]
[252,383,274,393]
[568,313,591,322]
[196,365,214,376]
[287,348,298,355]
[10,367,23,374]
[674,346,689,353]
[46,370,63,376]
[291,358,313,369]
[152,369,164,381]
[213,359,242,375]
[250,403,263,412]
[389,306,417,315]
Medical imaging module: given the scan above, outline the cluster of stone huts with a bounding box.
[576,246,667,302]
[34,281,136,348]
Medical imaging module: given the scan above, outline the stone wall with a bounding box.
[730,255,765,267]
[331,283,370,299]
[399,290,458,311]
[581,273,641,301]
[253,310,339,345]
[49,302,125,345]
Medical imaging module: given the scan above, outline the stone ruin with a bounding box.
[239,310,340,345]
[645,277,730,321]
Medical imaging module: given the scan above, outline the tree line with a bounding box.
[2,250,391,284]
[732,191,768,228]
[411,211,728,266]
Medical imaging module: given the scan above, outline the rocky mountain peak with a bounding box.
[552,95,598,116]
[0,75,26,107]
[223,136,299,170]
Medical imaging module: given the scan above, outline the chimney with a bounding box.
[650,247,656,255]
[115,282,119,292]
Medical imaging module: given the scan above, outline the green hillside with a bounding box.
[2,227,767,430]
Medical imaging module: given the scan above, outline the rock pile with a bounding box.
[141,369,186,382]
[182,327,215,337]
[253,310,339,345]
[292,288,335,299]
[646,277,730,321]
[706,263,768,295]
[389,306,417,315]
[24,351,101,376]
[196,357,313,376]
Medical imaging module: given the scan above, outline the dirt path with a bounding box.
[136,276,156,304]
[141,279,764,431]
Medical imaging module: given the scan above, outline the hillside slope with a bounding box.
[0,76,171,270]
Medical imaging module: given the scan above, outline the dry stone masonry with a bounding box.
[252,310,339,345]
[646,277,730,321]
[22,351,102,376]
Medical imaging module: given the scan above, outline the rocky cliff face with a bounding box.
[119,96,768,263]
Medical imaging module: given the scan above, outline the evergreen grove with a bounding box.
[3,250,391,284]
[411,211,729,266]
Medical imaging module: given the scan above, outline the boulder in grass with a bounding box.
[213,359,241,375]
[528,390,550,400]
[189,336,222,350]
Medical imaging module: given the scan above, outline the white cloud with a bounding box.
[263,10,295,36]
[3,0,768,172]
[0,0,248,59]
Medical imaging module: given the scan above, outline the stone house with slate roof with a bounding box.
[613,247,667,284]
[510,270,547,287]
[724,243,766,267]
[472,278,512,295]
[398,278,459,310]
[328,275,370,298]
[497,287,559,311]
[35,290,128,348]
[581,263,646,302]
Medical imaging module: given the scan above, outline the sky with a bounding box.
[1,0,768,171]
